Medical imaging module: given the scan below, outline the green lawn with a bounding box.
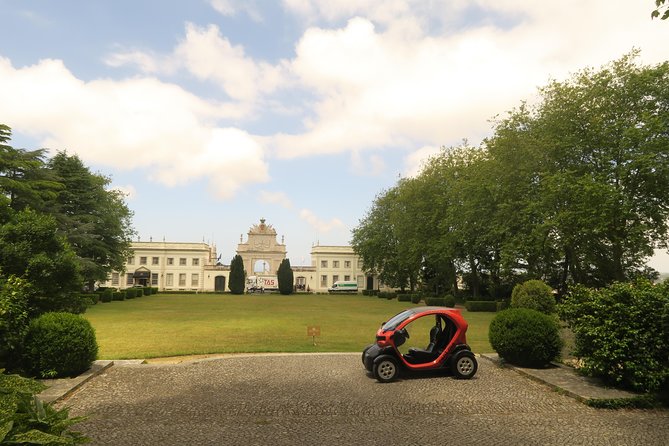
[83,293,495,359]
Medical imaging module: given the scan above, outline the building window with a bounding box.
[321,275,327,286]
[111,272,119,286]
[192,258,199,266]
[344,260,351,268]
[127,257,135,265]
[151,273,159,285]
[179,258,187,266]
[191,274,198,286]
[152,257,159,265]
[166,273,173,287]
[333,260,339,268]
[179,273,186,286]
[140,256,147,265]
[321,260,328,268]
[167,257,174,265]
[333,275,339,284]
[126,273,133,285]
[344,275,350,281]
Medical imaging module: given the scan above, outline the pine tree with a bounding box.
[229,255,245,294]
[277,258,293,295]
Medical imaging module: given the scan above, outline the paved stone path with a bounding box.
[61,354,668,445]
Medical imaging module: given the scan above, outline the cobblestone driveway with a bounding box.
[62,354,668,445]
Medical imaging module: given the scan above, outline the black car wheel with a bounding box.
[373,355,400,383]
[451,350,478,379]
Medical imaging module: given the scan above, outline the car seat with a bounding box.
[405,321,443,363]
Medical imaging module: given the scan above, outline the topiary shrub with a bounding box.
[22,312,98,378]
[489,308,562,368]
[425,297,445,306]
[511,280,555,314]
[442,294,456,308]
[411,294,422,304]
[151,287,159,294]
[125,288,135,299]
[397,294,411,302]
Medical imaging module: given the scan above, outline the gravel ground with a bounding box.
[61,354,669,446]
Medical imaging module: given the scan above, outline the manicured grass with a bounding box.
[83,293,495,359]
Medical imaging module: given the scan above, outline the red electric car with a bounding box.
[362,306,478,382]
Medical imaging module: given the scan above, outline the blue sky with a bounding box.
[1,0,668,271]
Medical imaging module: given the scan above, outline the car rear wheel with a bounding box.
[451,350,477,379]
[373,355,400,383]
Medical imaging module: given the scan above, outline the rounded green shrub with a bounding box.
[22,312,98,378]
[489,308,562,367]
[397,294,411,302]
[410,294,422,304]
[100,289,113,303]
[511,280,555,314]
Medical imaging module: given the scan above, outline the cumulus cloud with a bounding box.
[210,0,263,22]
[272,1,669,159]
[0,57,269,199]
[299,209,345,233]
[404,145,442,178]
[258,190,294,209]
[110,184,137,200]
[106,23,289,110]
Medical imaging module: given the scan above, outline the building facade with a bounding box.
[102,219,382,293]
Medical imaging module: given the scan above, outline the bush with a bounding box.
[100,289,113,303]
[489,308,562,367]
[22,312,98,378]
[0,370,89,444]
[511,280,555,314]
[0,276,30,370]
[397,294,411,302]
[443,294,456,308]
[143,287,151,296]
[125,288,136,299]
[151,287,159,294]
[425,296,455,307]
[559,280,669,393]
[411,294,422,304]
[465,301,498,312]
[80,293,99,305]
[112,292,125,301]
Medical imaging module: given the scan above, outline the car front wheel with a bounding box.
[451,350,478,379]
[373,355,400,383]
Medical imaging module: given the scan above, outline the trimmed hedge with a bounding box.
[465,301,498,312]
[489,308,562,367]
[425,295,456,307]
[100,289,113,303]
[398,294,412,302]
[22,312,98,378]
[411,294,422,304]
[112,292,125,301]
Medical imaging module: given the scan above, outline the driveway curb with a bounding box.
[38,360,114,404]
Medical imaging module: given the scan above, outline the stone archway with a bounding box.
[236,219,287,276]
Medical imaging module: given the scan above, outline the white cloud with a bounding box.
[404,145,442,178]
[299,209,344,233]
[350,151,386,176]
[258,190,294,209]
[106,23,290,111]
[110,184,137,200]
[210,0,263,22]
[0,57,269,200]
[273,1,669,160]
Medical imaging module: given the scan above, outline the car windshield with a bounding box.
[381,309,415,331]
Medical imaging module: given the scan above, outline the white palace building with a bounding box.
[101,219,381,293]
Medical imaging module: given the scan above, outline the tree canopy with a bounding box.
[352,54,669,297]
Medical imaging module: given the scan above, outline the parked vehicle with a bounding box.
[246,275,278,292]
[328,280,358,293]
[362,306,477,382]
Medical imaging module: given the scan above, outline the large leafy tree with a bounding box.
[228,255,245,294]
[47,152,134,290]
[0,125,61,218]
[277,258,294,295]
[0,209,82,315]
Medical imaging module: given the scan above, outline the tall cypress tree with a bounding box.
[277,258,293,295]
[229,255,245,294]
